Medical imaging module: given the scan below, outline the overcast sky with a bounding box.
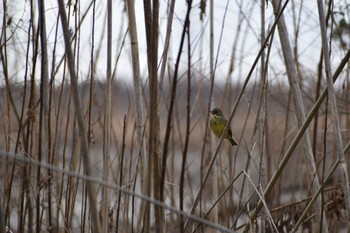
[1,0,348,87]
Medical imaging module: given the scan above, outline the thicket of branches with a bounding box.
[1,0,350,232]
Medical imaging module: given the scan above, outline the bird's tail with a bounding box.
[229,138,238,146]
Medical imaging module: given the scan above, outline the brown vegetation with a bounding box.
[1,0,350,233]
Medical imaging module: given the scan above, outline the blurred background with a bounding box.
[1,0,350,232]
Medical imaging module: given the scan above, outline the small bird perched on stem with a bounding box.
[210,108,237,146]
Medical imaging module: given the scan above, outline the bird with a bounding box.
[209,108,237,146]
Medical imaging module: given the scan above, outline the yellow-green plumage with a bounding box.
[210,108,237,146]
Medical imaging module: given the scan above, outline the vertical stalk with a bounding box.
[37,0,50,231]
[254,0,268,231]
[179,14,191,233]
[101,0,113,231]
[210,0,220,225]
[149,0,162,230]
[57,0,101,232]
[316,0,350,224]
[242,35,350,233]
[142,0,154,231]
[161,1,194,230]
[0,0,10,228]
[159,0,176,87]
[268,1,328,232]
[125,0,148,231]
[50,11,64,231]
[116,115,127,231]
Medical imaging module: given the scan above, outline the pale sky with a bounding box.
[1,0,348,88]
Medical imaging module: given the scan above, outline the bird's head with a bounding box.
[210,108,224,118]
